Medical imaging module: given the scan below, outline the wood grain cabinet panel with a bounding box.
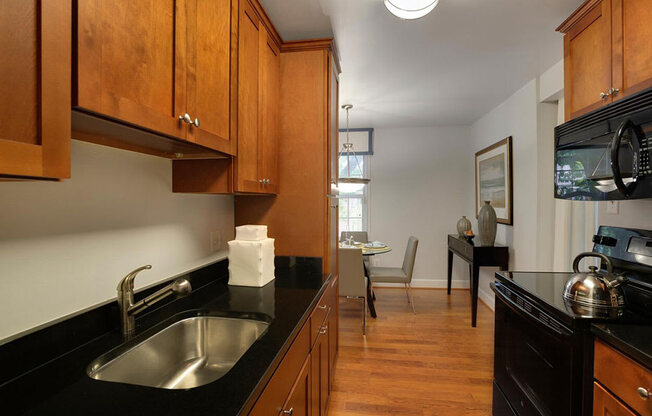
[559,0,652,121]
[593,383,637,416]
[75,0,187,140]
[234,0,280,194]
[0,0,70,179]
[283,355,312,416]
[185,0,236,154]
[561,0,613,120]
[235,0,263,193]
[611,0,652,101]
[260,30,280,194]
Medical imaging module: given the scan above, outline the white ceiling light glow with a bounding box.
[384,0,440,20]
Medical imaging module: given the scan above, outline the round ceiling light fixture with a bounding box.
[384,0,439,20]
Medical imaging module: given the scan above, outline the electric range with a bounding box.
[491,226,652,416]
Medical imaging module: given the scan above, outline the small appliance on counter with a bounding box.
[491,226,652,416]
[228,225,275,287]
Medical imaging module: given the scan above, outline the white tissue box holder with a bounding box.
[228,238,275,287]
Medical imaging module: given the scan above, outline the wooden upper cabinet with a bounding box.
[559,0,652,121]
[74,0,236,155]
[75,0,187,140]
[235,0,280,194]
[559,0,613,121]
[236,1,262,193]
[611,0,652,101]
[185,0,236,154]
[0,0,70,179]
[260,31,280,194]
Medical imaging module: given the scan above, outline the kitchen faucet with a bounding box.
[117,265,192,339]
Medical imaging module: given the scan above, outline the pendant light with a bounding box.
[384,0,439,20]
[338,104,370,193]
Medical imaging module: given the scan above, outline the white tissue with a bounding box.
[228,238,275,287]
[235,225,268,241]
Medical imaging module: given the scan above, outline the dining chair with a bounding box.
[340,231,368,243]
[338,247,367,334]
[368,236,419,314]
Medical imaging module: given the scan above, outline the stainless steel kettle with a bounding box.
[563,252,626,309]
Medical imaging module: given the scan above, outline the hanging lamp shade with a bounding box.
[384,0,439,20]
[338,104,370,193]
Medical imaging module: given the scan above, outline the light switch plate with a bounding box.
[210,230,222,252]
[606,201,619,214]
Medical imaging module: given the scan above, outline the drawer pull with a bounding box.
[638,387,650,400]
[319,325,328,335]
[283,408,294,415]
[318,304,328,310]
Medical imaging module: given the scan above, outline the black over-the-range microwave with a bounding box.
[555,86,652,200]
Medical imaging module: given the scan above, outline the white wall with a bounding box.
[469,78,559,309]
[597,200,652,229]
[367,126,474,287]
[0,141,234,342]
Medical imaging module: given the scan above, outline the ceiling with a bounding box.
[260,0,583,128]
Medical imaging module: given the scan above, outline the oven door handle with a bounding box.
[491,282,572,338]
[610,118,643,198]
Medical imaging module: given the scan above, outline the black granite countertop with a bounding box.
[0,257,328,415]
[591,323,652,369]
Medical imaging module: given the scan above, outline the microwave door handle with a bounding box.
[610,118,643,198]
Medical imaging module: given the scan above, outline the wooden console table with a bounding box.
[447,234,509,327]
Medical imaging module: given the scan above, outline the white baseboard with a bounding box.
[478,288,495,311]
[373,279,470,289]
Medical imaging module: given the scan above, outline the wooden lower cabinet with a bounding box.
[283,355,312,416]
[249,278,338,416]
[594,339,652,416]
[593,383,636,416]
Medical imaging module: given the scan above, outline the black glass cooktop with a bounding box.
[495,270,652,327]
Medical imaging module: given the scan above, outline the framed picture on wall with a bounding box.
[475,136,513,225]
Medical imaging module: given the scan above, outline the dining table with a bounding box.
[339,241,392,318]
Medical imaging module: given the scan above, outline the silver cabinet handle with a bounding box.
[319,325,328,335]
[609,87,620,97]
[318,304,328,310]
[600,91,609,99]
[193,117,200,127]
[265,179,271,184]
[259,179,264,184]
[638,387,650,400]
[179,113,192,124]
[283,408,294,415]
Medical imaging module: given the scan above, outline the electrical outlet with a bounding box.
[606,201,619,214]
[210,230,222,252]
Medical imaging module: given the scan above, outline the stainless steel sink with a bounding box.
[88,316,269,389]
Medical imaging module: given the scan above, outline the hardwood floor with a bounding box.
[328,288,495,416]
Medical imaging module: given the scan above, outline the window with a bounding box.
[338,154,369,233]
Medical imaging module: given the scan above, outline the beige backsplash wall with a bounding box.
[597,200,652,230]
[0,141,234,342]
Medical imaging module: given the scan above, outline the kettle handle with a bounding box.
[572,252,613,274]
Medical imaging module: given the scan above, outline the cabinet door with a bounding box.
[593,382,636,416]
[611,0,652,101]
[283,355,311,416]
[75,0,187,140]
[259,30,280,194]
[563,0,613,121]
[235,0,262,193]
[185,0,235,154]
[0,0,70,179]
[310,319,329,416]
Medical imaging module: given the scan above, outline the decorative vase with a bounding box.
[478,201,497,246]
[456,216,472,237]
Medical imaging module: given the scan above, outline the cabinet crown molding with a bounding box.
[556,0,602,33]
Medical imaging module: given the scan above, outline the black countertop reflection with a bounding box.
[591,323,652,369]
[0,257,328,416]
